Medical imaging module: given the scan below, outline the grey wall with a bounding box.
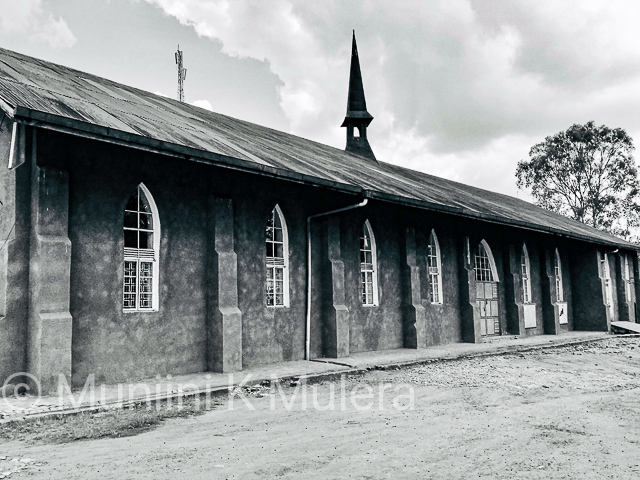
[0,127,621,389]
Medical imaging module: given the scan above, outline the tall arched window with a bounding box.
[554,249,564,302]
[360,220,379,306]
[625,254,634,302]
[427,230,443,304]
[600,252,613,318]
[266,205,289,307]
[123,184,160,311]
[521,244,532,303]
[474,240,500,336]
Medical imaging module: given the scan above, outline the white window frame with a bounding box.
[625,254,634,302]
[600,252,614,318]
[360,219,379,306]
[521,243,532,304]
[123,183,160,312]
[554,248,564,303]
[265,204,290,308]
[427,229,443,304]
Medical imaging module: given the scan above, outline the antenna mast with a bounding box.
[175,45,187,102]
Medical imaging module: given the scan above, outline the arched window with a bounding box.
[427,230,443,304]
[625,254,634,302]
[266,205,289,307]
[521,244,532,303]
[554,249,564,302]
[474,240,500,336]
[123,184,160,311]
[474,240,498,282]
[600,252,613,318]
[360,220,379,306]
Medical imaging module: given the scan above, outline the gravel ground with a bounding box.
[1,336,639,479]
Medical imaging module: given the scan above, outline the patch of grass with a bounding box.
[0,395,222,445]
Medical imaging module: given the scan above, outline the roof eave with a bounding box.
[12,106,640,252]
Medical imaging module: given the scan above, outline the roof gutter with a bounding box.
[10,106,639,251]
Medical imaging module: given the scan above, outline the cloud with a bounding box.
[31,15,76,49]
[142,0,640,196]
[0,0,76,49]
[0,0,40,32]
[191,99,214,111]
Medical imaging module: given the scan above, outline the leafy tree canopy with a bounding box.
[516,121,640,241]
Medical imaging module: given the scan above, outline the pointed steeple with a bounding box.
[341,31,376,161]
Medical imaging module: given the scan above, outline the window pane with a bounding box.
[275,268,283,282]
[139,262,153,309]
[124,260,137,308]
[124,230,138,248]
[266,226,274,241]
[266,243,274,258]
[274,227,283,242]
[139,189,151,213]
[273,211,282,229]
[139,232,153,249]
[126,190,139,211]
[139,213,152,230]
[476,283,484,299]
[274,243,284,259]
[124,211,137,229]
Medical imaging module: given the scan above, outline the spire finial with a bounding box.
[341,31,376,161]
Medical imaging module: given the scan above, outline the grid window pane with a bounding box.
[124,261,137,309]
[139,262,153,308]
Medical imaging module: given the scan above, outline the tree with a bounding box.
[516,121,640,240]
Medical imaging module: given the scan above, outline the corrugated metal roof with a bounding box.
[0,47,636,249]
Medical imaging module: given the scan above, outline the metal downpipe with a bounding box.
[305,198,368,360]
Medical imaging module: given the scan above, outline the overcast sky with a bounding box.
[1,0,639,198]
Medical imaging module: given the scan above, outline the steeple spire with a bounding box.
[341,30,376,161]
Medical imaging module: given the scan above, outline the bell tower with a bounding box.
[341,31,376,161]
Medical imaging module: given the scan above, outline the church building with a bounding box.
[0,34,637,393]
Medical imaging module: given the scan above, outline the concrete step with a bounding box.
[611,321,640,334]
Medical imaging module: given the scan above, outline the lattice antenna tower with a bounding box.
[175,45,187,102]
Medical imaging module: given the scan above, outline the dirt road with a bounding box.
[2,337,640,479]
